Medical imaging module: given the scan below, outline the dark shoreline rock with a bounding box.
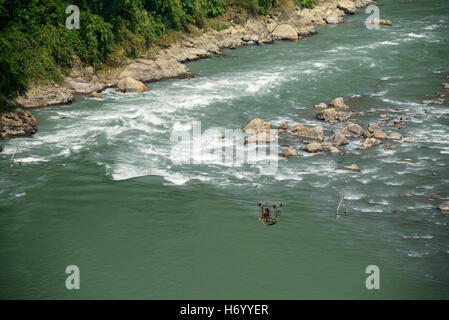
[0,97,37,139]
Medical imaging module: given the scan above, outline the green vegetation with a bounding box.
[295,0,317,9]
[0,0,286,98]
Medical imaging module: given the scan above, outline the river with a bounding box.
[1,0,448,299]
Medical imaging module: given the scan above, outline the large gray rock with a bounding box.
[330,97,349,109]
[116,77,148,93]
[347,123,364,137]
[243,20,273,44]
[328,131,349,146]
[272,24,299,41]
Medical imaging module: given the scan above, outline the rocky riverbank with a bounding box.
[15,0,374,108]
[0,97,38,139]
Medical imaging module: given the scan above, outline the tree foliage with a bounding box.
[0,0,283,98]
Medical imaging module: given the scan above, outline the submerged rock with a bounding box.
[343,163,360,172]
[368,19,393,26]
[117,77,147,93]
[438,201,449,212]
[88,91,103,98]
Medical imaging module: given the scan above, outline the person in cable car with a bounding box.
[263,208,271,220]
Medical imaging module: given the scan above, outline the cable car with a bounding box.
[258,201,282,226]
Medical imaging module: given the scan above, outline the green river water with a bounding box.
[1,0,449,299]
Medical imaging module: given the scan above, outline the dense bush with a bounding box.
[0,0,284,98]
[295,0,317,9]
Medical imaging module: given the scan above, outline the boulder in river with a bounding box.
[359,137,381,149]
[312,102,328,109]
[343,163,360,172]
[303,142,322,153]
[368,19,393,26]
[243,118,272,134]
[117,77,147,93]
[368,122,382,132]
[373,129,388,139]
[297,125,324,141]
[437,201,449,212]
[341,123,364,138]
[328,131,349,146]
[329,97,349,110]
[245,130,276,144]
[329,146,341,155]
[88,91,103,98]
[387,132,402,140]
[283,147,299,158]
